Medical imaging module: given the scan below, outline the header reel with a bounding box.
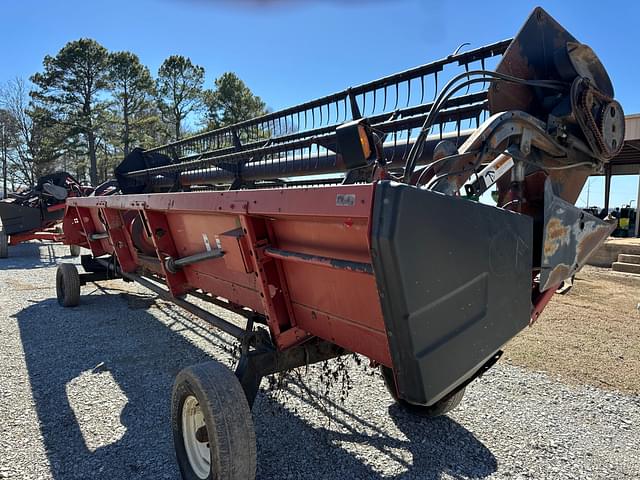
[111,7,622,293]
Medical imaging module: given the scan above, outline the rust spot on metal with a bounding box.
[543,217,569,258]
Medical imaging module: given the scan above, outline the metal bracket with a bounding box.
[234,340,346,409]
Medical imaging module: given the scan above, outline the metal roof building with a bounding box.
[602,114,640,236]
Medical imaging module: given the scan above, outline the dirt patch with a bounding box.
[504,265,640,394]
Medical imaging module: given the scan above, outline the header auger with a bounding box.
[57,7,622,479]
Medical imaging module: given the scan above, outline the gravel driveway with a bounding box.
[0,243,638,480]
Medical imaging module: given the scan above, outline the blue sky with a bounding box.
[1,0,638,208]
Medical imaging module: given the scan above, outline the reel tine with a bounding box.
[403,128,412,161]
[390,130,398,163]
[372,89,377,115]
[433,71,439,101]
[463,62,471,95]
[383,85,388,111]
[393,82,399,110]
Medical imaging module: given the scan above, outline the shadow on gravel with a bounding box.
[255,382,497,479]
[17,290,496,480]
[16,292,209,479]
[0,242,71,270]
[385,406,497,479]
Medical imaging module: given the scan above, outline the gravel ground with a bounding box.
[0,242,638,480]
[505,265,640,394]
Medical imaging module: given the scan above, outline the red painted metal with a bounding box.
[1,172,92,249]
[65,184,392,365]
[8,229,64,246]
[530,284,559,325]
[45,203,66,213]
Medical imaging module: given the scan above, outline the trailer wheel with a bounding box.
[69,244,81,257]
[0,229,7,258]
[172,361,256,480]
[56,263,80,307]
[380,365,465,417]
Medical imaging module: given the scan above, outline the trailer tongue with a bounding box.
[58,7,621,479]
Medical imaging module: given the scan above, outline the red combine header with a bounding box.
[57,8,622,479]
[0,171,91,257]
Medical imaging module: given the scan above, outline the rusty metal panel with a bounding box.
[540,180,616,291]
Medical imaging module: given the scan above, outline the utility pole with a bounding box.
[1,123,6,199]
[585,177,590,207]
[635,169,640,238]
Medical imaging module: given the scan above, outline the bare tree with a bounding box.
[0,78,65,187]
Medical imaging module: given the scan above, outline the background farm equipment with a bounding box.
[56,7,621,479]
[0,171,91,258]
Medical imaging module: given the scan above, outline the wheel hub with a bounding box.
[195,425,209,443]
[181,395,211,479]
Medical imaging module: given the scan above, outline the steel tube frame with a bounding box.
[95,258,247,339]
[89,232,110,241]
[166,248,225,273]
[264,247,374,275]
[131,273,247,339]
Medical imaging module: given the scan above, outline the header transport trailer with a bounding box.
[57,8,621,479]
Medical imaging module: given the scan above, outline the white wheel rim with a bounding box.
[182,395,211,479]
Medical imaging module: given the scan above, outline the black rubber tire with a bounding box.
[69,244,81,257]
[172,361,256,480]
[0,229,7,259]
[381,365,465,417]
[56,263,80,307]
